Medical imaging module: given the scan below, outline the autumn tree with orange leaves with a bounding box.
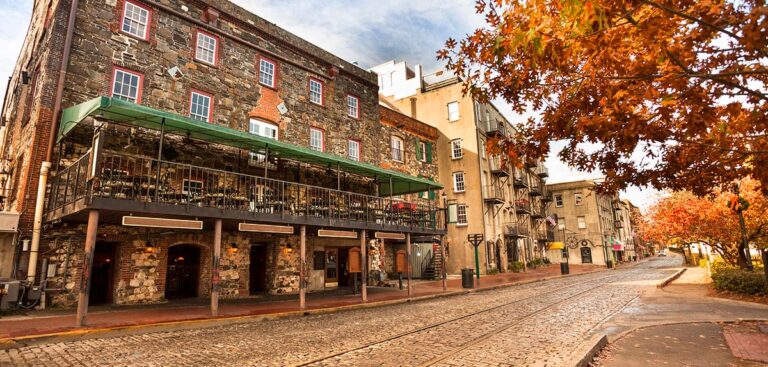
[640,178,768,267]
[438,0,767,196]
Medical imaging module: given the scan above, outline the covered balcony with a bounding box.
[47,97,445,235]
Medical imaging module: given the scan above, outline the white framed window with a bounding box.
[419,142,427,162]
[575,193,584,206]
[451,139,462,159]
[249,119,278,165]
[346,95,359,118]
[456,204,468,225]
[447,101,460,121]
[348,139,360,161]
[480,139,486,159]
[195,30,218,65]
[189,91,213,122]
[555,194,564,207]
[249,119,278,139]
[391,136,404,162]
[112,67,143,103]
[259,58,276,88]
[310,127,324,152]
[577,216,587,229]
[121,1,150,40]
[182,179,203,196]
[309,78,323,105]
[453,172,465,192]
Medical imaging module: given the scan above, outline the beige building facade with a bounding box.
[372,61,552,275]
[547,180,617,266]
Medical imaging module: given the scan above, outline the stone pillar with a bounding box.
[360,230,367,303]
[211,219,222,317]
[76,210,99,327]
[406,233,412,298]
[441,235,447,291]
[299,225,306,310]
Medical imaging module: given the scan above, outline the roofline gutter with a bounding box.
[28,0,78,283]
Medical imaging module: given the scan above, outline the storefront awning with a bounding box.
[549,242,565,250]
[58,97,442,196]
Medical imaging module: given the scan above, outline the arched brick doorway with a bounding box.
[165,244,201,299]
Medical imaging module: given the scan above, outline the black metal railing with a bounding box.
[514,199,530,213]
[482,184,505,202]
[513,169,528,188]
[529,181,542,196]
[505,222,530,237]
[47,150,445,232]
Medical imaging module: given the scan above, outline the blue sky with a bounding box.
[0,0,660,209]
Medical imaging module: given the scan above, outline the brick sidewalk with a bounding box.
[0,263,603,341]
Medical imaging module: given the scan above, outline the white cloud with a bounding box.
[0,1,32,101]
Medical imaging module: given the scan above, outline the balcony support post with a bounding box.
[211,218,222,317]
[264,145,269,179]
[76,209,99,327]
[299,225,306,310]
[154,119,165,202]
[360,229,367,303]
[406,233,412,298]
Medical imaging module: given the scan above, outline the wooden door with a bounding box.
[325,248,339,285]
[580,247,593,264]
[249,245,268,294]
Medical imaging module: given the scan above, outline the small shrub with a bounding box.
[509,261,525,273]
[543,258,551,265]
[488,268,500,275]
[711,267,767,296]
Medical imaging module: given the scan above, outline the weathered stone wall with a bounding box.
[62,0,383,166]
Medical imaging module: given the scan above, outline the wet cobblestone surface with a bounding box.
[0,258,679,367]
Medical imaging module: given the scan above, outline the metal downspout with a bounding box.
[28,0,78,282]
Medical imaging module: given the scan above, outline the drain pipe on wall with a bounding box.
[27,0,78,283]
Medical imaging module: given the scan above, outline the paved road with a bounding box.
[0,257,680,367]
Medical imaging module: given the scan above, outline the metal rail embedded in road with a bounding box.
[292,270,633,367]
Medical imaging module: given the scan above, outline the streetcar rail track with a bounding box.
[291,270,632,367]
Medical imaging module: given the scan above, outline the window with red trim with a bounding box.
[346,94,359,119]
[348,139,360,161]
[259,57,276,88]
[310,127,324,152]
[111,67,143,103]
[121,1,151,40]
[309,78,324,105]
[195,30,219,66]
[189,90,214,122]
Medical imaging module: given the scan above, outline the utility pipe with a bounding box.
[28,0,79,282]
[26,161,50,282]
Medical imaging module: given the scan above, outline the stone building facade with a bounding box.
[546,179,620,266]
[372,60,553,275]
[0,0,443,311]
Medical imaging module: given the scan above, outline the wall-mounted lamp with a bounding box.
[144,240,157,254]
[230,243,239,255]
[285,243,294,254]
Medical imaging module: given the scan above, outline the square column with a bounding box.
[299,225,306,310]
[360,230,367,303]
[76,209,100,327]
[406,233,412,298]
[211,219,222,317]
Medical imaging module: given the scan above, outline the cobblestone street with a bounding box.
[0,257,680,367]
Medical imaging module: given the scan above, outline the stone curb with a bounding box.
[657,267,687,288]
[0,268,605,349]
[569,333,608,367]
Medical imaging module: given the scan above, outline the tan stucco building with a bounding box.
[547,180,618,266]
[371,61,552,275]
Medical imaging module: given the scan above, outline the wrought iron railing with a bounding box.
[505,222,530,237]
[514,199,530,213]
[482,184,505,201]
[47,150,445,231]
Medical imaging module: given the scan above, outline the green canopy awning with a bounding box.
[58,96,442,196]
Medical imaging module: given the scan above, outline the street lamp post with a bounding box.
[441,192,448,291]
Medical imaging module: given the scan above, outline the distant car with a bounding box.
[658,250,667,257]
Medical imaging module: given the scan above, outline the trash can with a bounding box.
[461,268,474,289]
[560,262,570,275]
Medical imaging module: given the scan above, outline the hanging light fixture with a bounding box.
[230,242,239,254]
